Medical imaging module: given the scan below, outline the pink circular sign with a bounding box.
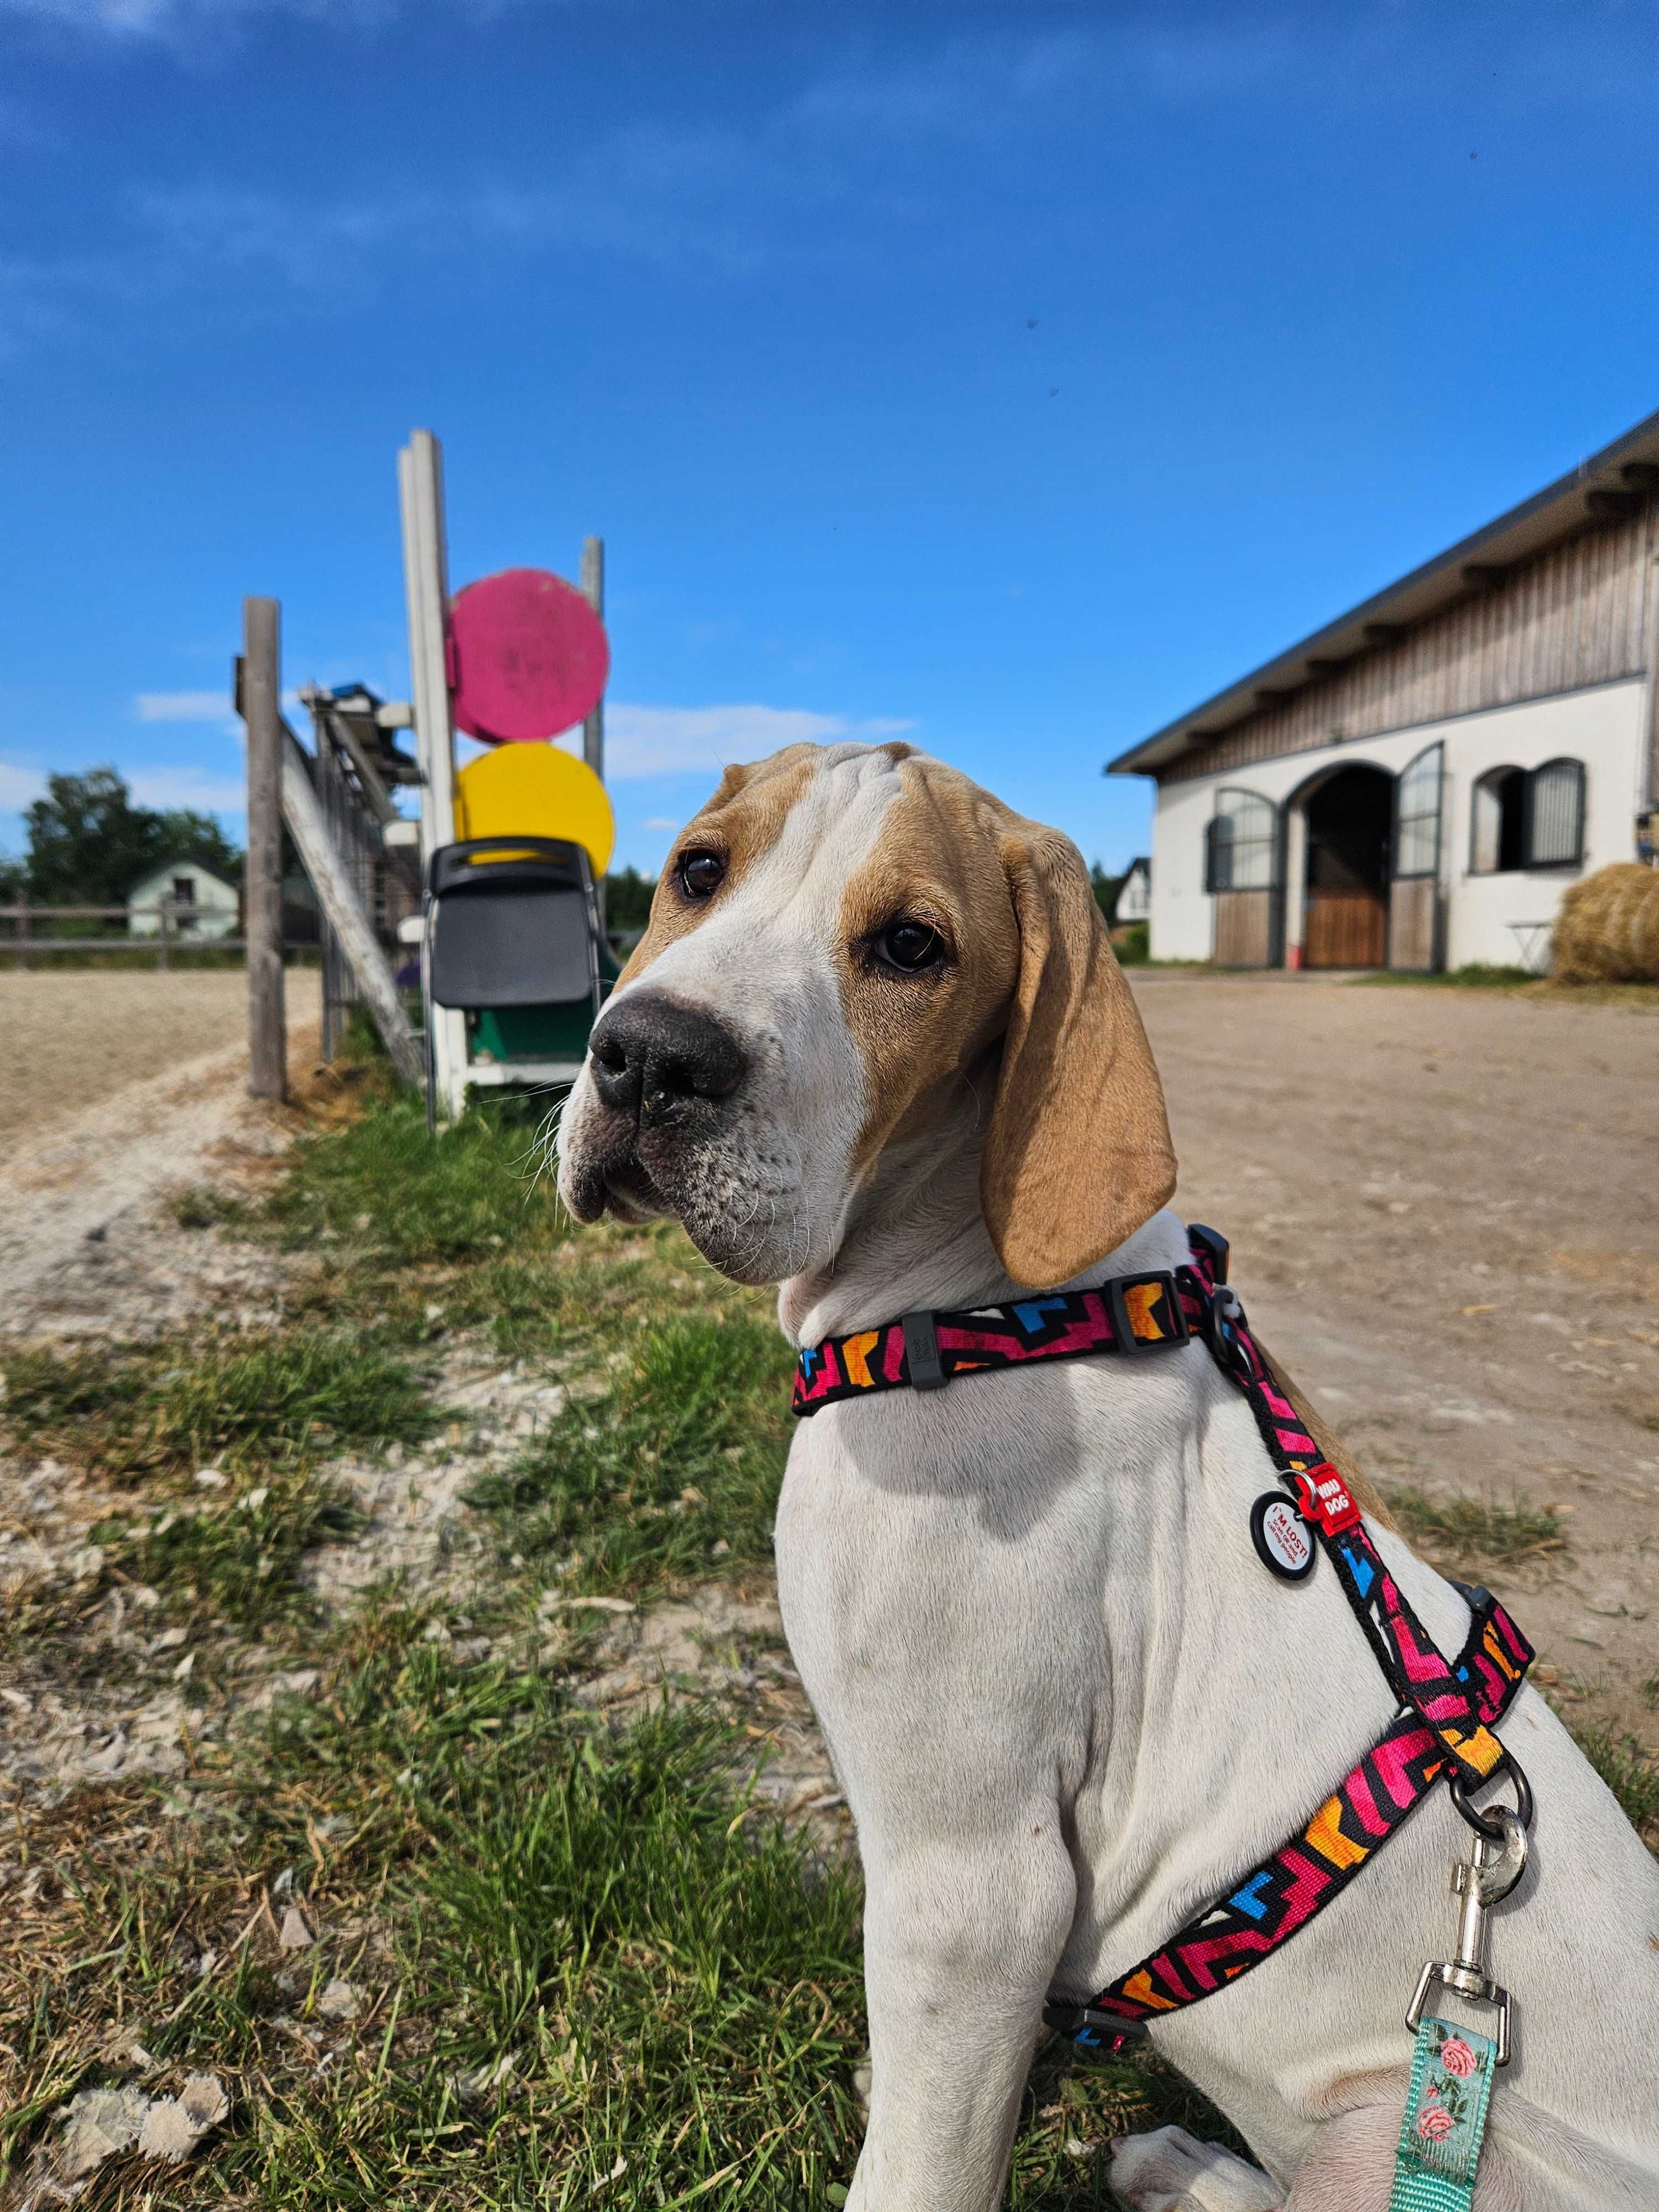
[446,567,610,744]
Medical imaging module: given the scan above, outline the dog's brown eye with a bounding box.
[875,920,943,974]
[677,849,726,900]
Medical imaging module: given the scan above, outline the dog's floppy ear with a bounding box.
[982,828,1176,1287]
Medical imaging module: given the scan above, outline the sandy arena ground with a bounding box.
[1134,973,1659,1736]
[0,971,320,1154]
[0,969,322,1339]
[1,967,1655,1733]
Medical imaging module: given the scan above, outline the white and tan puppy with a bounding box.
[557,742,1659,2212]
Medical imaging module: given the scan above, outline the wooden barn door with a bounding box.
[1301,763,1393,969]
[1388,743,1444,972]
[1213,890,1275,967]
[1305,889,1387,968]
[1204,790,1279,968]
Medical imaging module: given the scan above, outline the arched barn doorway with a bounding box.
[1300,764,1392,968]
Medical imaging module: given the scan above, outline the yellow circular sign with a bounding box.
[454,743,615,877]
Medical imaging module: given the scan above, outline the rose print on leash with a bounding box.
[1389,2017,1496,2211]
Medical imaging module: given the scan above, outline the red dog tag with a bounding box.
[1291,1462,1363,1537]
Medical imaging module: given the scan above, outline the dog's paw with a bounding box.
[1108,2125,1282,2212]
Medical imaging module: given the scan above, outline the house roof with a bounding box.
[1107,401,1659,779]
[127,855,238,898]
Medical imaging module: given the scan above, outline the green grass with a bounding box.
[1575,1725,1659,1845]
[85,1469,363,1631]
[467,1313,795,1597]
[1354,963,1540,990]
[1383,1485,1567,1569]
[263,1088,566,1270]
[0,1073,1241,2205]
[1,1610,1220,2208]
[0,1330,440,1479]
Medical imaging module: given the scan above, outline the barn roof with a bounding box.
[127,854,239,898]
[1107,401,1659,779]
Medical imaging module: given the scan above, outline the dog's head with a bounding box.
[556,742,1175,1290]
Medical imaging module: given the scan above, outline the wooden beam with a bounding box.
[242,602,288,1103]
[1621,462,1659,492]
[581,535,605,783]
[1586,487,1641,520]
[1363,622,1405,645]
[278,718,426,1091]
[1305,656,1348,678]
[1461,562,1506,590]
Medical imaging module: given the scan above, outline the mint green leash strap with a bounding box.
[1387,2015,1497,2211]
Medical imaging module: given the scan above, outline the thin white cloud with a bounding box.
[126,765,247,812]
[134,688,227,722]
[0,761,46,811]
[6,0,403,44]
[596,703,916,781]
[639,817,680,831]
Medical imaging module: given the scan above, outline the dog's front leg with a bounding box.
[846,1825,1076,2211]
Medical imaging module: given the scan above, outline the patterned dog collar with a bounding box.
[792,1267,1198,1417]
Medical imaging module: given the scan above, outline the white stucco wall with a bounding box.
[1115,862,1151,922]
[127,862,241,940]
[1144,676,1648,968]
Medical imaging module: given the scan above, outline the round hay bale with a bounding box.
[1551,863,1659,984]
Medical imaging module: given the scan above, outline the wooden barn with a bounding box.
[1109,406,1659,971]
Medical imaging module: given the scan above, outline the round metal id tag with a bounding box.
[1250,1492,1316,1582]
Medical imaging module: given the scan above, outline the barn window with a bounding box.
[1203,789,1276,893]
[1470,767,1526,873]
[1393,744,1443,880]
[1524,758,1585,869]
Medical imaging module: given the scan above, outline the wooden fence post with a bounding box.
[581,535,606,936]
[243,598,288,1102]
[581,535,605,784]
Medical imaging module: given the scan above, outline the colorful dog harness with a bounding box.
[791,1227,1536,2086]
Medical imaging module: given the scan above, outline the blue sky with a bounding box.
[3,1,1659,876]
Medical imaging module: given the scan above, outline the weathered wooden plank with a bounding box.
[243,599,288,1103]
[581,534,605,782]
[279,718,425,1091]
[1167,494,1657,782]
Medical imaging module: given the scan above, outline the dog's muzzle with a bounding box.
[566,988,750,1224]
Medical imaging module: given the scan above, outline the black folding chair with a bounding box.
[422,836,606,1128]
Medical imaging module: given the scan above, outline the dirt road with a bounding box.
[1134,974,1659,1738]
[0,970,322,1340]
[0,970,320,1154]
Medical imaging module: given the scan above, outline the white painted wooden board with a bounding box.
[279,721,425,1090]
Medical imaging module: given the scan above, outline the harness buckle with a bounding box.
[1203,1282,1248,1374]
[1105,1272,1188,1355]
[1042,2000,1149,2052]
[1186,1222,1230,1285]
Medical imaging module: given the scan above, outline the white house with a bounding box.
[1109,406,1659,972]
[1114,857,1151,925]
[127,857,240,940]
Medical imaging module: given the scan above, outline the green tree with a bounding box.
[1091,860,1126,922]
[604,865,658,932]
[24,768,242,906]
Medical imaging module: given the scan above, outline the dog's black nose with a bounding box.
[588,990,748,1130]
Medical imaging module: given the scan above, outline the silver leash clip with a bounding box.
[1405,1806,1527,2065]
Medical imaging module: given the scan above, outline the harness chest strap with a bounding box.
[794,1243,1519,1792]
[791,1227,1534,2040]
